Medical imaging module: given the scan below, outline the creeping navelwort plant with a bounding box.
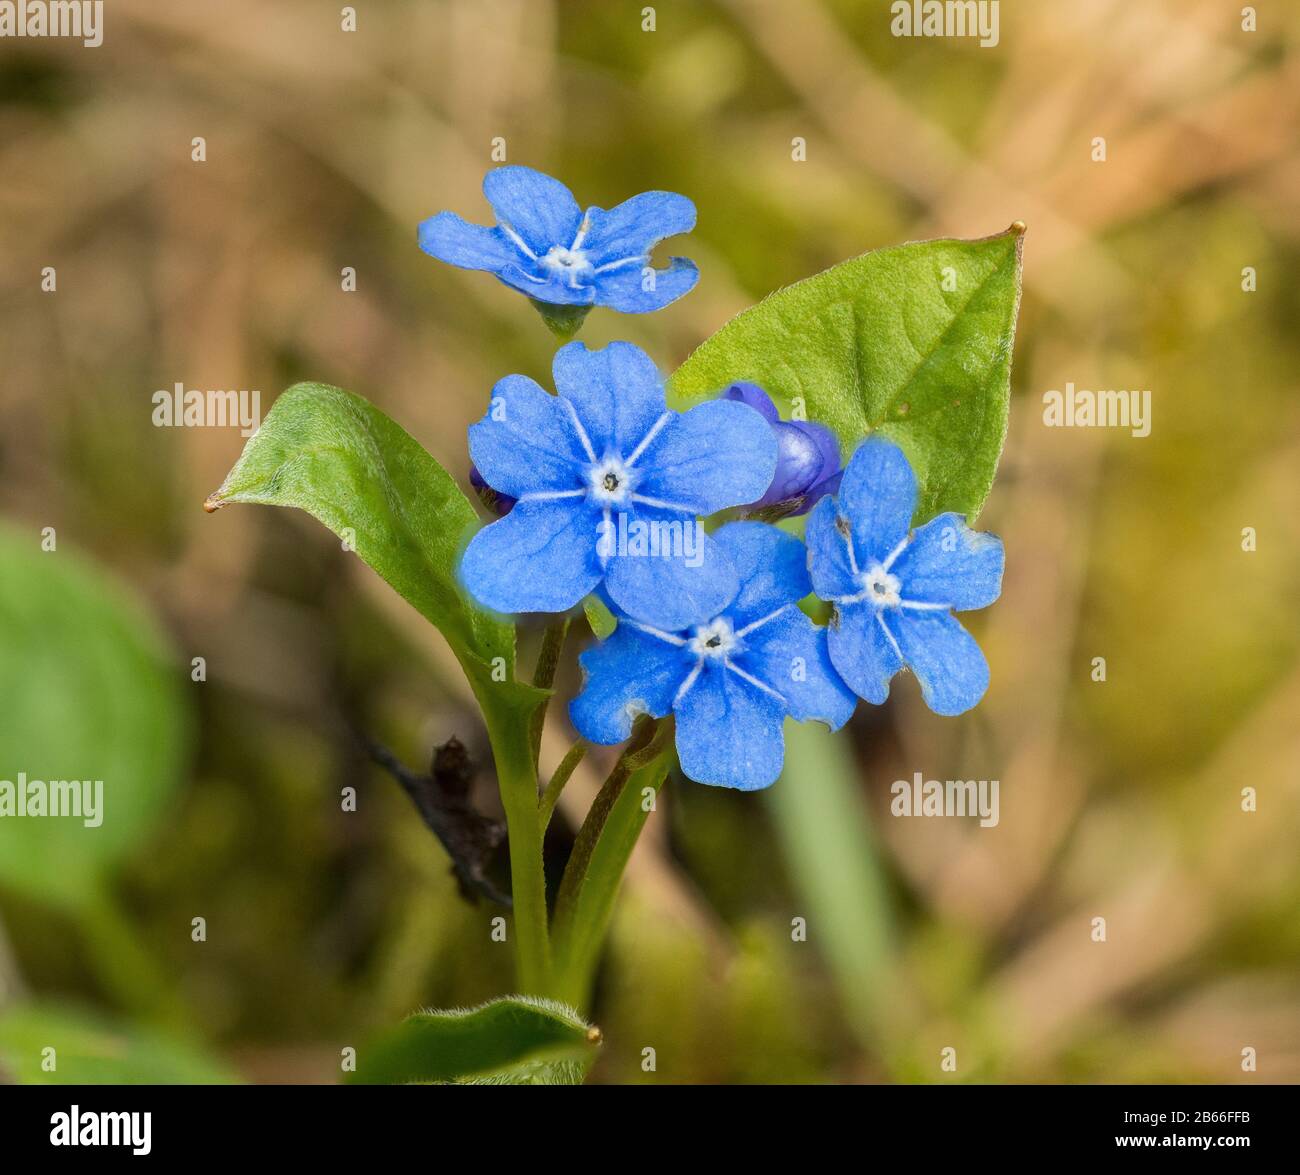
[205,166,1024,1082]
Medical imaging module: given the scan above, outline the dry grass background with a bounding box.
[1,0,1298,1083]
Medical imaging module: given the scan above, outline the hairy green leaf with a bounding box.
[348,996,599,1085]
[669,227,1024,522]
[205,383,542,711]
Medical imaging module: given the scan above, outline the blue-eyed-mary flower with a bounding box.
[721,382,842,518]
[570,522,856,791]
[418,166,699,324]
[806,438,1004,715]
[460,341,777,631]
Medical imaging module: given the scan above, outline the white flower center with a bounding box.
[543,245,592,276]
[587,457,633,504]
[860,565,901,608]
[689,617,737,660]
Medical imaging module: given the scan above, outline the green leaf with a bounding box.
[768,721,899,1052]
[348,996,600,1085]
[0,526,189,911]
[669,226,1024,522]
[204,383,543,712]
[0,1003,237,1085]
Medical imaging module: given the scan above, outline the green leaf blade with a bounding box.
[349,996,599,1085]
[0,527,189,911]
[205,383,540,708]
[0,1003,237,1085]
[669,226,1024,522]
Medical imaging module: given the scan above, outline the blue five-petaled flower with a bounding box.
[419,166,699,313]
[570,523,857,791]
[806,438,1004,716]
[460,341,777,631]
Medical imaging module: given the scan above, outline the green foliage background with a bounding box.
[0,0,1297,1083]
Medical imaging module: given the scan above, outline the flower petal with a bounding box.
[633,400,777,514]
[494,265,596,306]
[461,499,601,615]
[468,374,588,499]
[712,522,810,627]
[740,608,856,730]
[580,191,697,265]
[892,513,1005,611]
[791,420,841,482]
[603,511,738,631]
[482,166,582,257]
[840,438,917,565]
[801,468,843,514]
[757,421,826,506]
[417,212,518,272]
[593,257,699,313]
[827,601,904,705]
[673,664,787,791]
[569,623,688,745]
[553,341,666,460]
[890,609,990,715]
[805,495,859,600]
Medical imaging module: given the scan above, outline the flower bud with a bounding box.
[720,382,841,517]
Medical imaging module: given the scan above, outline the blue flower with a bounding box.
[721,382,842,517]
[419,166,699,314]
[461,341,777,630]
[571,523,857,791]
[806,438,1004,716]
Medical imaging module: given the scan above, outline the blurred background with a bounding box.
[1,0,1298,1084]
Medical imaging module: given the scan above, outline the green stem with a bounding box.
[482,702,552,995]
[551,720,675,1007]
[529,618,569,772]
[539,740,588,832]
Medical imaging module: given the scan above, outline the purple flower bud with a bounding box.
[719,383,841,517]
[469,464,516,516]
[721,380,780,423]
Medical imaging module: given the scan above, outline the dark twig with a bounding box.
[367,736,512,908]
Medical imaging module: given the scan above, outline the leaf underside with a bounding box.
[348,996,598,1085]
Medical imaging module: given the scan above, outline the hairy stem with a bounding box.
[552,744,674,1007]
[484,703,552,995]
[529,618,569,771]
[550,719,675,1004]
[539,740,588,831]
